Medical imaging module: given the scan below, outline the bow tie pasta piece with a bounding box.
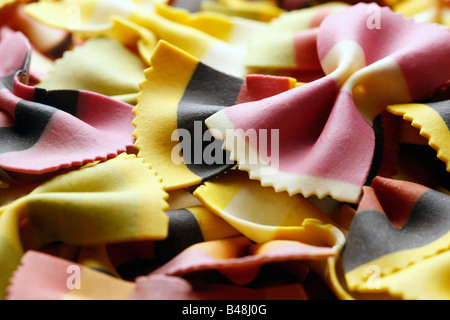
[0,31,136,175]
[26,0,253,76]
[133,40,297,191]
[37,36,147,104]
[206,74,372,203]
[25,0,256,77]
[151,235,335,286]
[339,176,450,300]
[6,250,308,300]
[24,0,159,66]
[133,41,240,190]
[0,153,169,299]
[24,0,265,71]
[193,169,345,245]
[206,3,450,203]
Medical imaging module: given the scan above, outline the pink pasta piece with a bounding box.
[0,31,135,175]
[151,236,334,285]
[206,3,450,203]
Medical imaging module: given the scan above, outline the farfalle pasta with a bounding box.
[25,0,263,77]
[193,169,347,244]
[7,250,308,300]
[24,0,157,35]
[150,235,337,286]
[338,176,450,299]
[133,40,298,190]
[0,3,71,60]
[0,31,136,176]
[0,0,449,302]
[206,3,450,203]
[36,36,148,104]
[0,153,169,299]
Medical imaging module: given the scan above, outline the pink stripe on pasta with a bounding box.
[6,251,72,300]
[0,109,134,173]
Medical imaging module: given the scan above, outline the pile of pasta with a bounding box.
[0,0,449,300]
